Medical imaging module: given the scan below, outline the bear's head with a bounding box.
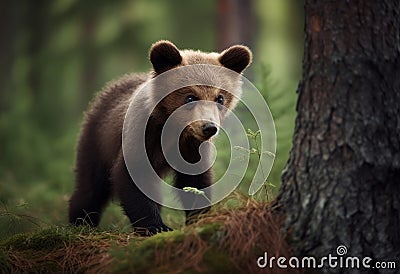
[149,40,252,142]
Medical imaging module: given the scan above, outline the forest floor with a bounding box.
[0,198,297,273]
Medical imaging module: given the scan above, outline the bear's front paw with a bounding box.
[133,223,173,236]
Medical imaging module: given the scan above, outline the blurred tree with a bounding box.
[216,0,256,51]
[79,3,101,108]
[164,0,215,51]
[0,1,18,112]
[26,0,48,98]
[287,0,305,79]
[276,0,400,264]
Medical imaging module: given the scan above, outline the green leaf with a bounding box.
[182,187,205,196]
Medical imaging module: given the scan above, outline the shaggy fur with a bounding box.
[69,40,252,235]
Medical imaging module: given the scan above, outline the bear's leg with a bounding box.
[174,170,212,225]
[69,162,111,227]
[111,152,172,235]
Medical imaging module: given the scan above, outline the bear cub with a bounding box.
[69,40,252,235]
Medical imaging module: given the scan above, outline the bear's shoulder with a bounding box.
[88,72,150,112]
[102,72,151,97]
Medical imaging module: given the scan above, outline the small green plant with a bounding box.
[235,129,276,201]
[182,187,211,205]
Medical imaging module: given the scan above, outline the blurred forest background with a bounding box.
[0,0,304,237]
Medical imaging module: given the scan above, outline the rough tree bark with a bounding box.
[276,0,400,268]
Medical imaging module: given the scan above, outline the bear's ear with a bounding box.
[149,40,182,74]
[219,45,252,73]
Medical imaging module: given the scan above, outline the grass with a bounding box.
[0,226,124,273]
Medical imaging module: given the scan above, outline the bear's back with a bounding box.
[80,73,150,168]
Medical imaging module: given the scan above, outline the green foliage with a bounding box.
[0,202,44,241]
[254,63,297,192]
[244,128,277,201]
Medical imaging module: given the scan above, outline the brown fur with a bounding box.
[69,41,252,235]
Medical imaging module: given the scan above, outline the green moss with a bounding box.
[196,223,222,242]
[111,230,185,273]
[0,248,10,273]
[111,225,235,273]
[1,227,79,251]
[142,230,185,247]
[0,226,134,273]
[201,248,236,273]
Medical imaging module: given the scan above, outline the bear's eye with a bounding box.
[216,95,224,105]
[185,95,198,104]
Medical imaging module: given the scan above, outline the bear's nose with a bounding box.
[202,122,218,138]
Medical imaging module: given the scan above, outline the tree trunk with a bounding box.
[276,0,400,268]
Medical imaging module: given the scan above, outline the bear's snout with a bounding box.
[187,120,219,141]
[202,122,218,139]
